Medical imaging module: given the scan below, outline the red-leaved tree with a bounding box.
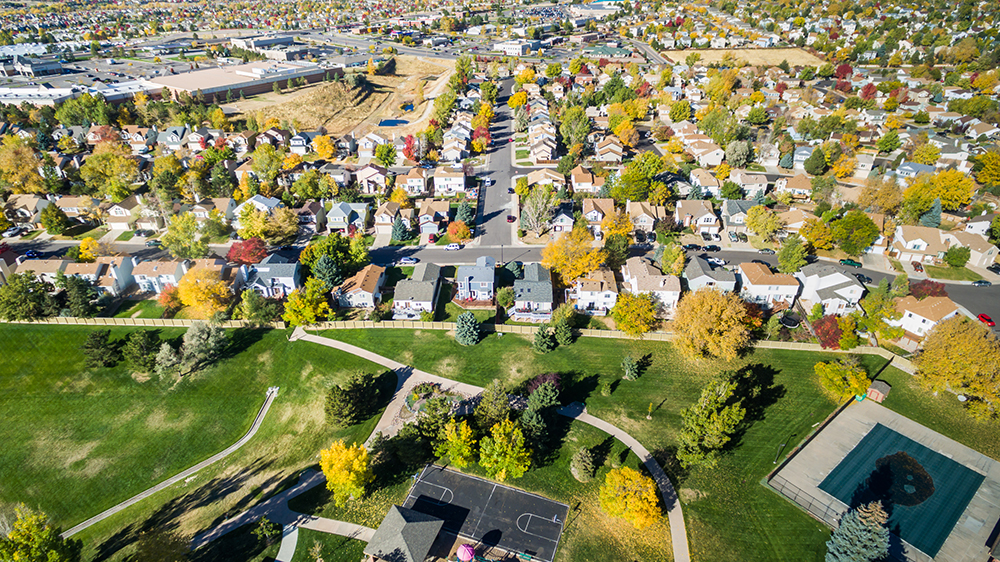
[775,82,788,96]
[835,63,853,80]
[835,80,853,93]
[158,285,181,311]
[860,83,877,101]
[909,279,947,300]
[226,237,268,265]
[813,315,843,349]
[473,126,491,146]
[402,134,419,162]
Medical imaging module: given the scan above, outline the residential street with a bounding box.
[476,78,516,248]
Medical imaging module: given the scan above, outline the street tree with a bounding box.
[599,467,660,529]
[320,440,373,507]
[374,143,397,168]
[801,217,835,250]
[519,187,556,236]
[674,289,752,361]
[435,420,477,468]
[677,371,747,468]
[479,419,531,482]
[226,237,268,265]
[777,234,807,273]
[162,212,209,259]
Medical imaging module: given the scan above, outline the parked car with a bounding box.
[855,273,873,284]
[682,244,701,251]
[3,226,21,237]
[445,243,461,251]
[972,280,992,287]
[706,257,726,266]
[23,250,41,259]
[700,232,713,242]
[428,234,437,243]
[728,231,739,242]
[839,258,863,268]
[910,261,924,273]
[704,245,721,252]
[987,263,1000,274]
[738,232,748,243]
[758,248,776,255]
[751,259,772,268]
[978,313,996,327]
[508,187,515,194]
[398,257,419,265]
[145,239,162,247]
[507,215,516,223]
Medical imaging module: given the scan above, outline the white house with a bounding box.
[795,264,866,316]
[965,213,996,237]
[888,295,960,347]
[675,200,719,234]
[689,168,721,198]
[738,262,799,309]
[583,198,615,234]
[620,257,681,316]
[511,262,554,320]
[132,259,189,294]
[335,264,386,308]
[729,169,768,199]
[567,267,618,315]
[239,254,302,298]
[433,167,466,196]
[393,262,442,317]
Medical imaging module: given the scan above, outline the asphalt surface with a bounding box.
[477,79,516,248]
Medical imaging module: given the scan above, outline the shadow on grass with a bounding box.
[188,521,276,562]
[726,363,786,450]
[651,445,689,489]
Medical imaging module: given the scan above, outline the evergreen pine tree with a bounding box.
[123,330,159,373]
[533,325,557,353]
[687,185,703,200]
[554,318,574,346]
[919,197,941,228]
[313,255,343,291]
[825,501,889,562]
[779,153,794,169]
[455,312,481,345]
[390,217,411,241]
[571,446,595,481]
[456,201,474,224]
[505,260,523,279]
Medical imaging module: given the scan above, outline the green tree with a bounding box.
[282,277,331,326]
[81,329,119,367]
[669,100,691,122]
[804,146,828,175]
[479,419,531,482]
[122,330,159,373]
[179,321,227,372]
[325,371,381,426]
[496,286,515,309]
[390,217,411,241]
[677,371,747,469]
[832,210,879,256]
[826,502,890,562]
[944,245,970,268]
[374,143,397,168]
[559,106,591,148]
[720,181,743,200]
[234,289,280,327]
[919,197,942,227]
[554,318,574,346]
[64,276,98,318]
[777,234,807,273]
[40,204,72,234]
[435,419,477,468]
[532,325,557,353]
[312,254,344,291]
[474,380,510,430]
[570,447,595,482]
[0,273,55,321]
[455,312,481,345]
[746,105,768,125]
[876,129,901,153]
[456,201,474,224]
[0,504,81,562]
[161,213,209,259]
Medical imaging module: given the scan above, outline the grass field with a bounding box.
[317,329,853,560]
[115,231,135,242]
[290,532,365,562]
[665,47,825,67]
[112,299,164,319]
[924,264,983,281]
[0,324,394,562]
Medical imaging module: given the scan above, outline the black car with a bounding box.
[972,280,993,287]
[703,245,721,252]
[855,273,873,284]
[682,244,702,251]
[987,263,1000,275]
[145,240,162,247]
[700,232,713,242]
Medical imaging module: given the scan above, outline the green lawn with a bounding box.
[289,531,366,562]
[516,149,529,159]
[112,299,165,319]
[924,264,982,281]
[389,237,419,246]
[383,266,413,289]
[0,325,394,562]
[430,283,495,323]
[115,231,135,242]
[21,229,42,240]
[434,233,454,246]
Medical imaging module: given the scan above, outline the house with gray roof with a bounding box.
[393,262,442,318]
[327,201,369,234]
[721,200,755,234]
[794,263,865,316]
[684,256,736,292]
[237,253,302,298]
[511,262,554,320]
[456,256,495,301]
[363,505,443,562]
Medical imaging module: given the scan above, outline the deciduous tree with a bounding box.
[282,277,331,326]
[674,289,752,361]
[79,141,138,201]
[226,237,268,265]
[858,175,903,214]
[0,273,55,321]
[0,135,45,194]
[815,359,870,401]
[519,187,556,236]
[177,267,230,318]
[233,289,280,327]
[478,419,531,482]
[903,169,975,212]
[599,467,660,529]
[162,212,209,259]
[320,440,373,507]
[435,419,476,468]
[745,205,783,240]
[541,226,606,283]
[832,210,879,256]
[0,504,81,562]
[611,292,658,338]
[40,204,72,235]
[777,234,807,273]
[447,220,472,241]
[916,316,1000,419]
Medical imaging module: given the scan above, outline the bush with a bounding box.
[601,380,613,396]
[419,310,435,322]
[808,303,825,321]
[909,279,947,299]
[943,246,970,268]
[571,447,595,482]
[497,286,515,309]
[813,315,843,349]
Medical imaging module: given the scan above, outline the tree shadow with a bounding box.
[651,445,689,489]
[559,371,598,405]
[187,521,274,562]
[589,436,616,468]
[217,327,267,362]
[725,363,786,450]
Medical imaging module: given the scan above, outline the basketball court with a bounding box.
[403,465,569,562]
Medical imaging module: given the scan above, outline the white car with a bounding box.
[707,257,726,266]
[445,243,461,251]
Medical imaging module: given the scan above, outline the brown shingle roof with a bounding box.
[739,262,799,286]
[339,264,385,295]
[894,295,958,322]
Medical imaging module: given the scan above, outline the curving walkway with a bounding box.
[292,327,691,562]
[62,387,280,539]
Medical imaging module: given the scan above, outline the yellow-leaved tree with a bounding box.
[320,440,373,507]
[478,419,531,482]
[814,359,871,401]
[599,467,660,529]
[0,135,45,194]
[177,267,230,318]
[282,277,331,327]
[434,419,477,468]
[389,187,412,209]
[674,288,752,361]
[600,210,632,240]
[916,316,1000,420]
[78,237,100,263]
[541,225,606,283]
[903,169,976,212]
[611,292,659,338]
[313,135,335,159]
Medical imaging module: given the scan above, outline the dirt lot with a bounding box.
[226,55,454,137]
[664,47,825,67]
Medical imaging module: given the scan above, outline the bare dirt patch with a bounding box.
[435,356,461,379]
[679,488,708,503]
[131,371,152,383]
[664,47,824,67]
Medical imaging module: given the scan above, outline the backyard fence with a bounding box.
[307,320,677,340]
[2,317,287,329]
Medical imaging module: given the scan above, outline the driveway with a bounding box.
[370,232,392,249]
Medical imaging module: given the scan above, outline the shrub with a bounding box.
[909,279,947,299]
[813,315,843,349]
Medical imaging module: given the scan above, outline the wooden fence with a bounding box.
[2,317,287,329]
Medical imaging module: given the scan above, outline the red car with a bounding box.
[978,314,995,327]
[428,234,437,243]
[507,215,516,223]
[911,261,924,273]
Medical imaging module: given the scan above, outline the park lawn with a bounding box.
[317,329,863,561]
[289,531,366,562]
[0,325,394,562]
[112,299,165,319]
[924,264,982,281]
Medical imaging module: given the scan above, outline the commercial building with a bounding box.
[493,40,541,56]
[148,61,339,103]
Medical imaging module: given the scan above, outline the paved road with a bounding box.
[478,78,516,248]
[62,388,279,538]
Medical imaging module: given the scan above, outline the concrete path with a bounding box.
[558,402,690,562]
[61,387,280,539]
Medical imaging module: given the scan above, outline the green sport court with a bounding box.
[819,423,985,557]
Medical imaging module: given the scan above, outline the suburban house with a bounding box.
[510,262,555,321]
[774,174,812,199]
[777,208,810,235]
[942,231,998,268]
[794,264,865,316]
[627,201,667,233]
[89,256,139,296]
[295,201,326,229]
[567,267,618,315]
[570,165,606,194]
[358,132,389,159]
[583,198,616,235]
[738,262,799,310]
[4,194,50,228]
[456,256,495,301]
[132,260,189,294]
[684,256,737,292]
[549,202,575,238]
[393,263,442,318]
[688,141,725,167]
[374,201,405,235]
[417,200,450,235]
[13,258,69,285]
[793,146,813,170]
[594,136,624,162]
[104,195,146,231]
[327,202,369,234]
[433,167,466,196]
[729,170,768,199]
[965,213,996,236]
[335,264,386,308]
[891,225,948,263]
[675,200,720,234]
[239,254,302,298]
[191,198,237,224]
[620,257,681,316]
[721,200,755,234]
[888,295,960,349]
[525,168,566,189]
[55,196,100,224]
[356,164,390,195]
[233,195,282,229]
[402,167,430,196]
[689,168,722,198]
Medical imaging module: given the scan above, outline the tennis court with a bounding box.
[819,423,985,557]
[403,465,569,562]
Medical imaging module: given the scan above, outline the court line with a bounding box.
[515,513,562,543]
[470,483,498,539]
